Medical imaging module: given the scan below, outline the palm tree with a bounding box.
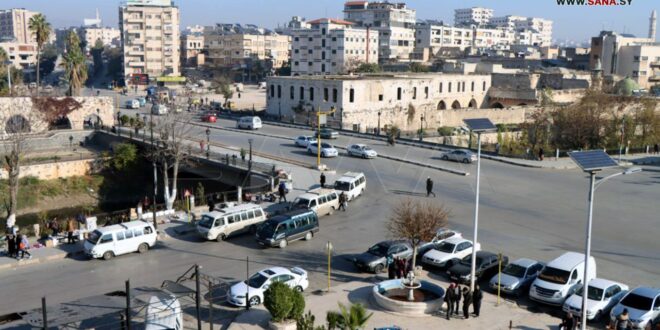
[28,13,51,96]
[62,31,88,96]
[327,303,372,330]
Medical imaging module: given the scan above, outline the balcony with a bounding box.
[650,62,660,68]
[648,75,660,82]
[128,61,145,67]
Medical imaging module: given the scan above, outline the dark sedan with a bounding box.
[446,251,509,284]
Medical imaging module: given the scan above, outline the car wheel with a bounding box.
[363,154,368,159]
[102,251,114,261]
[322,152,326,158]
[137,243,149,254]
[216,234,226,242]
[441,155,449,160]
[462,158,470,164]
[248,296,261,306]
[305,232,313,241]
[373,264,385,273]
[279,239,288,248]
[294,286,303,292]
[328,207,334,216]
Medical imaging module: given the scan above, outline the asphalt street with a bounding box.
[1,91,658,319]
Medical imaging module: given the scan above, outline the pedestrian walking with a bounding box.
[453,284,462,316]
[6,233,16,258]
[396,257,406,279]
[406,258,413,274]
[560,312,576,330]
[472,284,483,317]
[386,254,395,280]
[462,287,473,319]
[612,308,630,330]
[17,234,31,260]
[392,257,401,279]
[655,143,659,154]
[495,143,500,155]
[444,283,455,319]
[49,217,60,236]
[426,177,436,197]
[207,196,215,212]
[338,192,347,211]
[320,172,326,188]
[278,182,288,203]
[539,147,545,161]
[66,218,76,244]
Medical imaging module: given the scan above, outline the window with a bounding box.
[322,39,326,47]
[378,94,383,101]
[309,200,317,208]
[277,85,281,98]
[439,82,443,93]
[270,85,275,97]
[448,82,452,93]
[482,81,486,91]
[255,209,263,217]
[321,28,326,35]
[424,86,429,99]
[349,88,355,103]
[133,228,143,237]
[100,234,113,244]
[294,37,299,42]
[290,86,294,99]
[332,88,338,102]
[300,86,304,100]
[124,230,134,239]
[294,61,299,66]
[321,64,326,72]
[324,88,329,102]
[214,218,224,227]
[412,87,417,99]
[321,51,326,60]
[241,212,248,221]
[462,82,466,92]
[471,81,475,92]
[144,226,153,234]
[309,87,314,101]
[308,49,312,54]
[332,37,337,41]
[332,49,336,54]
[116,231,125,241]
[308,61,312,66]
[319,196,328,204]
[634,56,640,62]
[397,87,402,100]
[308,37,312,42]
[227,215,235,224]
[294,49,299,54]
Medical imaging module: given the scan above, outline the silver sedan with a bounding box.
[347,144,378,159]
[440,149,477,164]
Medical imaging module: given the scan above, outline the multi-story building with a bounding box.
[290,18,378,75]
[454,7,494,27]
[0,41,37,69]
[275,16,311,36]
[205,24,290,70]
[343,1,416,62]
[180,33,204,67]
[415,21,514,55]
[0,8,37,44]
[82,27,120,50]
[489,15,553,46]
[119,0,181,85]
[265,73,492,132]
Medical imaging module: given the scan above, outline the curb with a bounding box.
[0,250,84,272]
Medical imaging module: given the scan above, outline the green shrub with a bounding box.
[264,282,294,322]
[19,176,40,186]
[437,126,454,136]
[290,289,305,321]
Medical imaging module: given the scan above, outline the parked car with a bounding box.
[489,258,545,296]
[353,240,413,273]
[440,149,477,164]
[236,116,262,130]
[333,172,366,201]
[416,229,462,260]
[255,209,319,248]
[136,97,147,107]
[291,188,339,216]
[316,128,339,139]
[563,278,629,321]
[196,204,266,242]
[610,287,660,329]
[307,142,338,158]
[294,136,317,148]
[124,99,140,109]
[202,113,217,123]
[347,144,378,159]
[151,104,168,115]
[227,266,309,307]
[529,252,597,306]
[421,237,480,269]
[83,220,157,260]
[447,251,508,284]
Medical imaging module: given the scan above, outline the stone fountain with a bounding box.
[372,271,445,315]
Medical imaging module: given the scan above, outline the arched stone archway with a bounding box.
[5,115,31,134]
[451,100,461,109]
[49,116,72,130]
[468,99,477,108]
[491,102,504,109]
[437,100,446,110]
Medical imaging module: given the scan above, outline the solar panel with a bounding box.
[568,150,619,172]
[463,118,497,132]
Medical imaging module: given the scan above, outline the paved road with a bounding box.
[1,95,658,319]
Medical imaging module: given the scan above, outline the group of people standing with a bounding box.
[386,255,413,279]
[444,283,483,320]
[4,228,31,260]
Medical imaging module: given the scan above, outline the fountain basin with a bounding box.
[372,279,445,315]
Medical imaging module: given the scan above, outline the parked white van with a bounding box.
[237,116,262,130]
[84,220,157,260]
[333,172,366,201]
[529,251,596,306]
[292,188,339,216]
[197,203,266,241]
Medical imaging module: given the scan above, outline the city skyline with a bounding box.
[1,0,657,45]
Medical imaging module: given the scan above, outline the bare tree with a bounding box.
[387,199,450,270]
[153,111,194,211]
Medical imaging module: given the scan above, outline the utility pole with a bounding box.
[150,111,157,230]
[316,106,336,169]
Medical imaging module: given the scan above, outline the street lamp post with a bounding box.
[569,150,641,330]
[96,108,101,129]
[315,106,336,169]
[205,128,211,159]
[5,60,12,97]
[463,118,497,292]
[248,138,253,187]
[150,110,157,230]
[618,116,625,163]
[117,111,122,137]
[419,115,425,142]
[377,111,381,136]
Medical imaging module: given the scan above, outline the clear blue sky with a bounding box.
[3,0,657,45]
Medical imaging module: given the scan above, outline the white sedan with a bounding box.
[440,149,477,164]
[294,136,317,148]
[307,142,338,158]
[347,144,378,159]
[563,278,629,321]
[227,266,309,307]
[421,237,480,268]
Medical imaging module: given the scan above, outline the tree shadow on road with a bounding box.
[389,189,427,197]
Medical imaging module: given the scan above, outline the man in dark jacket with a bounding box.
[473,284,483,317]
[278,182,287,203]
[338,192,347,211]
[462,287,473,319]
[426,177,436,197]
[453,284,462,316]
[320,172,326,188]
[444,283,455,319]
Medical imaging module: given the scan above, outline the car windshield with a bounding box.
[258,221,277,237]
[198,215,215,229]
[245,273,269,289]
[334,181,350,191]
[368,243,389,257]
[86,230,102,244]
[293,198,310,208]
[576,285,604,301]
[502,264,527,278]
[538,266,570,284]
[620,293,653,311]
[460,255,483,266]
[321,143,332,148]
[363,146,372,151]
[434,242,455,253]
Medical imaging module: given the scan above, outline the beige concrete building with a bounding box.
[180,33,204,67]
[454,7,494,27]
[343,1,416,62]
[0,8,37,44]
[0,41,37,70]
[205,32,290,69]
[415,21,517,55]
[82,27,120,50]
[119,0,180,85]
[489,15,553,46]
[266,73,491,132]
[291,18,378,75]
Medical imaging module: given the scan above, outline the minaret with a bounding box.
[649,10,657,40]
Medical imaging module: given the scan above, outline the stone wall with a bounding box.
[0,96,114,136]
[0,158,95,180]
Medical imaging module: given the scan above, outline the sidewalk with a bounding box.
[483,153,660,169]
[227,271,563,330]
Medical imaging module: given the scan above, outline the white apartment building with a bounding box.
[454,7,494,27]
[119,0,180,85]
[0,41,37,69]
[0,8,38,44]
[205,32,290,69]
[343,1,416,62]
[291,18,378,75]
[82,27,120,50]
[275,16,311,36]
[490,15,553,46]
[416,21,515,54]
[591,31,659,89]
